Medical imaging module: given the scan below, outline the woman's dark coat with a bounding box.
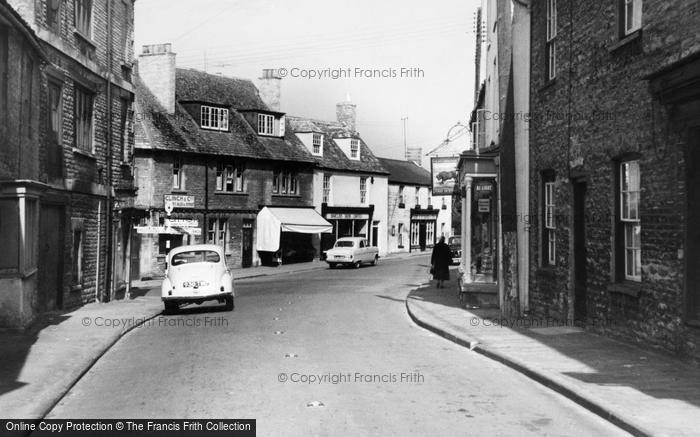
[431,242,451,280]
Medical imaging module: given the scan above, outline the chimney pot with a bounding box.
[138,42,177,114]
[258,69,282,111]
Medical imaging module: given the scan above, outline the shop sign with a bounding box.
[163,194,195,208]
[478,199,490,213]
[165,219,199,228]
[326,213,370,220]
[412,215,438,221]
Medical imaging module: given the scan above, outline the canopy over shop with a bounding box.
[256,207,333,254]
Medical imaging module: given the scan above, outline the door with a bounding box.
[573,181,588,321]
[130,233,140,281]
[419,222,427,251]
[242,220,253,268]
[687,128,700,322]
[38,205,65,311]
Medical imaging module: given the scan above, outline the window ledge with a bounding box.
[21,268,38,279]
[170,190,187,194]
[72,148,96,160]
[73,28,97,49]
[272,194,301,198]
[607,281,642,297]
[609,30,642,53]
[70,284,83,293]
[215,191,248,196]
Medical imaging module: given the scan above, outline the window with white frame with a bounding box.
[172,157,183,190]
[74,0,92,36]
[74,85,94,153]
[257,113,275,135]
[620,160,641,281]
[623,0,642,36]
[410,222,419,246]
[207,218,228,251]
[398,185,405,206]
[360,177,368,204]
[200,105,229,131]
[216,162,245,192]
[312,133,322,155]
[543,180,556,266]
[427,222,435,246]
[350,139,359,159]
[323,174,331,203]
[546,0,557,81]
[415,188,420,207]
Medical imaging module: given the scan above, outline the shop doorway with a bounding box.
[419,222,427,251]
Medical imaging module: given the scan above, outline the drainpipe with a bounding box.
[104,0,115,302]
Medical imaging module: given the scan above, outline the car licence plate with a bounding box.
[334,255,344,259]
[183,280,209,288]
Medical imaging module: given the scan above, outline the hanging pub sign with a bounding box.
[431,156,460,196]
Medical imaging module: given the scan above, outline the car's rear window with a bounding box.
[449,237,461,245]
[335,241,355,247]
[171,250,220,266]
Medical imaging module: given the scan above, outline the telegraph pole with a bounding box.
[401,117,408,160]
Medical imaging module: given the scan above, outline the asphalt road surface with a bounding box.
[46,255,629,437]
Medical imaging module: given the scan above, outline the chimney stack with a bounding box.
[336,96,357,132]
[258,69,282,111]
[138,43,176,114]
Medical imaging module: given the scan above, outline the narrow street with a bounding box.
[46,256,628,437]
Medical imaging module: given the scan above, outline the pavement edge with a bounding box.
[36,309,163,421]
[404,292,653,437]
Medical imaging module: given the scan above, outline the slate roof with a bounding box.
[286,116,388,175]
[377,157,432,186]
[134,68,315,164]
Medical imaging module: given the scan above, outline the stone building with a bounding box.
[529,0,700,361]
[134,47,323,277]
[1,0,137,328]
[378,158,451,254]
[287,102,389,258]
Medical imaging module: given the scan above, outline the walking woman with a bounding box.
[431,236,451,288]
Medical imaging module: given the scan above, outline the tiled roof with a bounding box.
[134,69,315,164]
[287,116,388,175]
[377,157,432,186]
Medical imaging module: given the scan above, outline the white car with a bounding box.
[161,244,234,314]
[325,237,379,269]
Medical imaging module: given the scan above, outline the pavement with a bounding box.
[0,251,426,420]
[406,274,700,437]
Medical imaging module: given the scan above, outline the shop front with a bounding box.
[256,207,333,265]
[410,209,439,252]
[320,205,375,258]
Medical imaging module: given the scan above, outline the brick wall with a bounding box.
[529,0,700,361]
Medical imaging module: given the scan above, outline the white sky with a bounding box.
[135,0,480,163]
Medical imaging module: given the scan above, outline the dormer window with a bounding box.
[258,113,274,135]
[313,133,322,155]
[201,105,229,131]
[350,139,359,159]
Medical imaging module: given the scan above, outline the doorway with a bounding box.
[242,220,253,268]
[419,222,427,251]
[573,181,588,321]
[38,204,65,311]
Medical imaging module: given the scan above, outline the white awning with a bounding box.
[256,207,333,252]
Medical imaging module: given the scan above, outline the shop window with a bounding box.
[410,222,419,246]
[427,222,435,245]
[0,199,20,272]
